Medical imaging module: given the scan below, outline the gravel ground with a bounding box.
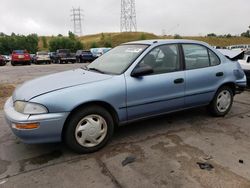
[0,64,250,188]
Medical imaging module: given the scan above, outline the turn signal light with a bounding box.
[12,123,40,130]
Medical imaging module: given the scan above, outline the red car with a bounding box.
[11,50,31,66]
[0,55,6,66]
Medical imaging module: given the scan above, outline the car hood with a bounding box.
[13,69,113,101]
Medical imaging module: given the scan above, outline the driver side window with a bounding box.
[139,44,180,75]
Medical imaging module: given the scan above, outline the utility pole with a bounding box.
[120,0,137,32]
[71,7,83,36]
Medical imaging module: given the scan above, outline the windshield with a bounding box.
[88,44,148,75]
[13,50,25,54]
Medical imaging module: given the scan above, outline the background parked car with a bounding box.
[238,54,250,85]
[76,50,96,63]
[49,52,57,63]
[34,51,51,64]
[55,49,76,64]
[11,50,31,66]
[2,55,11,62]
[0,55,6,66]
[90,48,111,58]
[30,54,36,64]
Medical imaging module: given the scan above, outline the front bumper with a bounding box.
[4,97,69,144]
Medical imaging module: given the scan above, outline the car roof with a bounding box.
[123,39,209,46]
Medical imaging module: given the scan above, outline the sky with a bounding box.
[0,0,249,36]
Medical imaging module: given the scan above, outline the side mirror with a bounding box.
[131,64,153,77]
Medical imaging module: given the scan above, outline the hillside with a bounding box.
[38,32,250,50]
[78,32,159,48]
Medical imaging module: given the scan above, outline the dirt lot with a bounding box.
[0,63,250,188]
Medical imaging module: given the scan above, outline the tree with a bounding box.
[90,42,98,48]
[241,26,250,38]
[207,33,217,37]
[0,33,39,54]
[42,36,48,49]
[68,31,76,40]
[174,34,182,39]
[49,36,83,52]
[74,41,84,51]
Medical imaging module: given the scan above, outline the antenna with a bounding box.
[71,7,84,36]
[120,0,137,32]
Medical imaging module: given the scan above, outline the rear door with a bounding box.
[182,44,223,107]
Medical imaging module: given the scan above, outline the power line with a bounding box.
[71,7,83,36]
[120,0,137,32]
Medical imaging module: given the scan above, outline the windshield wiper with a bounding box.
[81,66,89,70]
[88,68,105,74]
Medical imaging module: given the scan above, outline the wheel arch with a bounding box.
[218,82,236,95]
[61,101,119,140]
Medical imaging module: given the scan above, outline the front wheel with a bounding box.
[64,105,114,153]
[208,86,233,117]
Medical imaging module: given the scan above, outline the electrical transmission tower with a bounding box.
[120,0,137,32]
[71,7,83,36]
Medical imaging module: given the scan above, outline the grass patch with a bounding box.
[0,84,15,98]
[38,32,250,50]
[0,84,15,109]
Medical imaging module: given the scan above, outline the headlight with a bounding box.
[14,101,48,115]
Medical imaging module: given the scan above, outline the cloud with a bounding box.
[0,0,249,36]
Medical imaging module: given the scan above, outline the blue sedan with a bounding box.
[4,40,247,153]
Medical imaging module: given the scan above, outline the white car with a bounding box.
[3,55,11,62]
[227,44,250,51]
[238,54,250,84]
[34,51,51,64]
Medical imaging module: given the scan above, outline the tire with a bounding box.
[64,105,114,153]
[208,86,233,117]
[11,61,16,66]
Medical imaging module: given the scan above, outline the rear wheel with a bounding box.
[64,105,114,153]
[11,61,16,66]
[208,86,233,117]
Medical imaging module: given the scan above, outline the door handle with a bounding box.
[174,78,184,84]
[216,72,224,77]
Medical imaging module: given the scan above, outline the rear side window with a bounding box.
[183,44,210,70]
[209,50,220,66]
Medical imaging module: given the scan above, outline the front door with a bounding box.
[125,44,185,121]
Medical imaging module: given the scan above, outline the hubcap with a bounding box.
[216,90,232,113]
[75,115,108,148]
